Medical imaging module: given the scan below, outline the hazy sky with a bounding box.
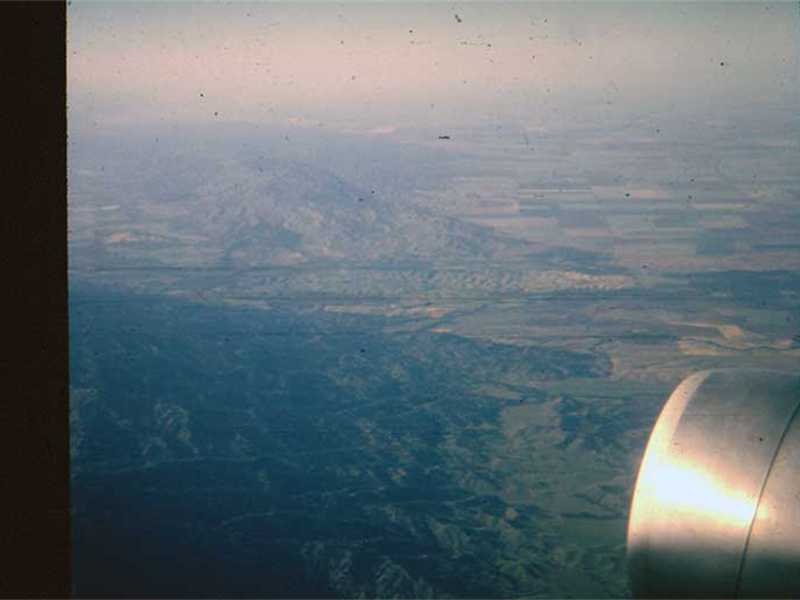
[68,2,799,133]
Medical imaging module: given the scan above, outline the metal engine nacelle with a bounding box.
[627,369,800,598]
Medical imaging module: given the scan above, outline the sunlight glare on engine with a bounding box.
[642,458,756,529]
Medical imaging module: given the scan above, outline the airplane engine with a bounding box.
[627,369,800,598]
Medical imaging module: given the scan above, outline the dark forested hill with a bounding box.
[70,282,617,598]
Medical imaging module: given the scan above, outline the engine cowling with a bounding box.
[627,369,800,598]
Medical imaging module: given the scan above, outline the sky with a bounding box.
[68,1,799,134]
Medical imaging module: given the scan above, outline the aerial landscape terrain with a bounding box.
[68,2,799,598]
